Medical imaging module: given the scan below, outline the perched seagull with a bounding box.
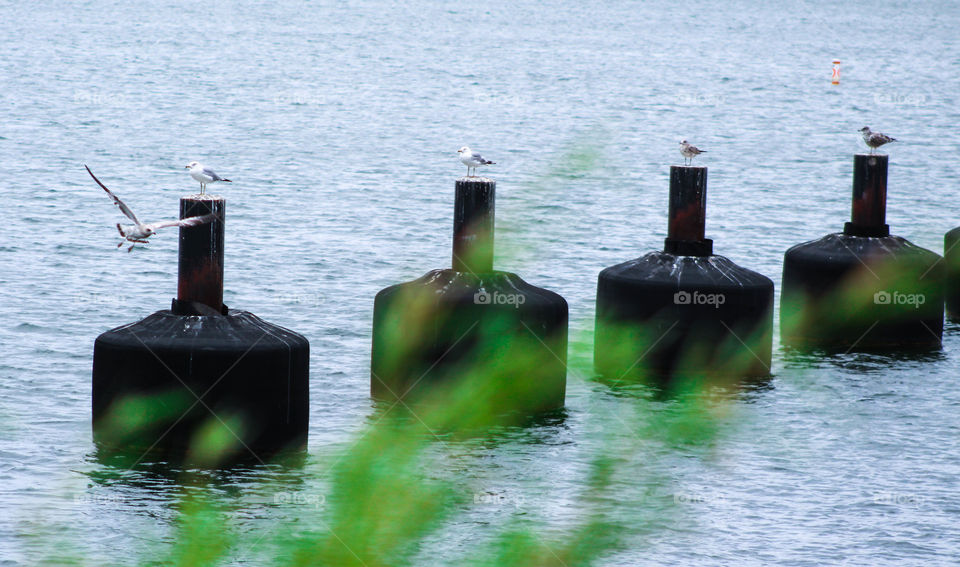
[859,127,896,154]
[85,165,216,252]
[457,146,495,177]
[679,140,706,166]
[185,161,231,194]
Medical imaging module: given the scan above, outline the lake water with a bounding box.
[2,0,960,564]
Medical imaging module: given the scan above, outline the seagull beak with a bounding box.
[185,165,190,169]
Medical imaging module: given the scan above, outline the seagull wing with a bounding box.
[143,213,217,232]
[203,167,225,181]
[85,165,140,224]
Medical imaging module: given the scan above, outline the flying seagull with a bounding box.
[859,127,896,154]
[457,146,495,177]
[85,165,216,252]
[185,161,232,194]
[679,140,706,166]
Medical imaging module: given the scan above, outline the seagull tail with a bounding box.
[484,160,496,165]
[222,179,232,183]
[116,223,125,237]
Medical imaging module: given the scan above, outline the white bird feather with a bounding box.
[86,165,216,252]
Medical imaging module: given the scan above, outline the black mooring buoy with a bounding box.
[594,166,774,384]
[92,195,310,459]
[370,177,568,416]
[944,227,960,319]
[781,154,944,349]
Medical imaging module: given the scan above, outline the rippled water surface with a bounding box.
[2,0,960,564]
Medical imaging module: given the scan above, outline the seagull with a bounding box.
[859,127,896,154]
[679,140,706,166]
[85,165,216,252]
[185,161,232,194]
[457,146,495,177]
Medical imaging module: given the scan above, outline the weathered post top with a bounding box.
[452,177,495,274]
[845,154,889,237]
[175,195,225,314]
[664,165,712,256]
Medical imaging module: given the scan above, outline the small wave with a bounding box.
[13,322,49,333]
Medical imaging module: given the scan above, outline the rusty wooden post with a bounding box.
[175,196,225,314]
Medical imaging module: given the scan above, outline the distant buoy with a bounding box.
[832,60,841,85]
[594,166,774,385]
[370,177,567,417]
[943,227,960,319]
[92,195,310,460]
[781,154,944,349]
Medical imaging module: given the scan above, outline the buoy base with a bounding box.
[371,269,567,416]
[594,251,774,384]
[781,233,944,349]
[92,309,309,461]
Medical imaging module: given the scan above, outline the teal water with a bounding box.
[1,0,960,564]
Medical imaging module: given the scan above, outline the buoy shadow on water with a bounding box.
[368,396,570,440]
